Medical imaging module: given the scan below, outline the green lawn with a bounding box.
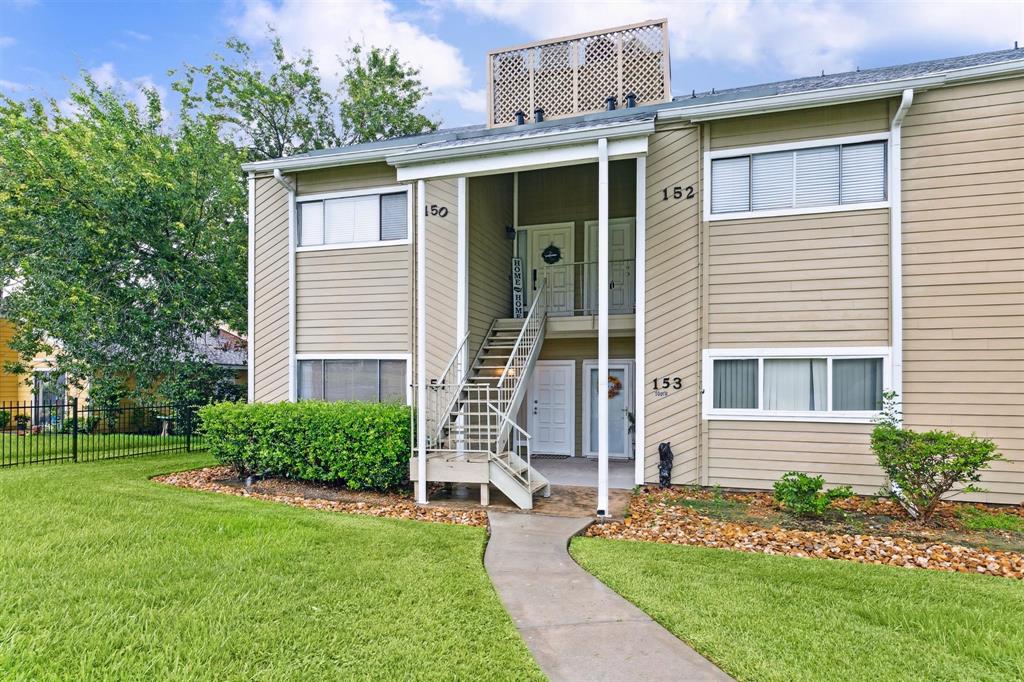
[572,537,1024,682]
[0,454,542,681]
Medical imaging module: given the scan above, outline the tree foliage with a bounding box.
[0,77,247,399]
[338,45,439,144]
[174,34,341,161]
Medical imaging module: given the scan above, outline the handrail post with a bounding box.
[71,397,78,463]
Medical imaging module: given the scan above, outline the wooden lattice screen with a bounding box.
[487,19,671,128]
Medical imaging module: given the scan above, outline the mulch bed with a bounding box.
[585,487,1024,580]
[154,466,487,527]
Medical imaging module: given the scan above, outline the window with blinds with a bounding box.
[298,191,408,247]
[710,140,886,215]
[298,359,407,403]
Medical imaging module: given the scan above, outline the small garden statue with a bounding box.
[658,442,673,488]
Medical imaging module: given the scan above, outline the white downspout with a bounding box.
[890,89,913,424]
[416,179,429,504]
[247,172,256,403]
[273,169,297,402]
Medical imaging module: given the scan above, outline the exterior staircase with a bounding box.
[419,284,551,509]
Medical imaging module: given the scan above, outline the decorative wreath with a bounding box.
[541,243,562,264]
[607,374,623,399]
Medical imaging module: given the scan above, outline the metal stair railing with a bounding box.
[486,400,533,493]
[426,332,469,446]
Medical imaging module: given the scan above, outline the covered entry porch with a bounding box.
[396,121,651,515]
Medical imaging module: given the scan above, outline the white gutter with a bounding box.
[890,88,913,421]
[387,119,655,166]
[272,168,295,192]
[242,144,419,173]
[658,58,1023,123]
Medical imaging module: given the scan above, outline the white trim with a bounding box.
[295,184,409,202]
[390,119,653,167]
[294,353,413,405]
[246,172,256,403]
[286,180,297,402]
[526,360,576,457]
[702,132,891,222]
[597,137,610,516]
[633,155,646,485]
[456,177,469,381]
[890,89,914,425]
[415,179,428,504]
[395,135,649,182]
[242,143,420,173]
[582,359,635,459]
[295,239,411,253]
[701,346,892,423]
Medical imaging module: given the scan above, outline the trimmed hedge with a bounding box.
[199,401,413,490]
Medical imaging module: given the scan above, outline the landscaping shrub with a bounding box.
[871,392,1003,524]
[0,410,9,430]
[773,471,852,516]
[199,401,412,490]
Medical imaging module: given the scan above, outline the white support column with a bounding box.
[597,138,610,516]
[247,172,256,404]
[286,185,297,402]
[456,176,469,378]
[416,179,429,504]
[634,156,646,486]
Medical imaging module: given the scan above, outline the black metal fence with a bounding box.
[0,400,201,468]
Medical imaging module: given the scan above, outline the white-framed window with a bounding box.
[704,133,889,220]
[701,347,891,423]
[296,355,411,404]
[296,186,410,250]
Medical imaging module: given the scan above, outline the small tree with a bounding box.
[338,45,439,144]
[871,393,1003,523]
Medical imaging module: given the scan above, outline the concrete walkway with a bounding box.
[485,512,732,682]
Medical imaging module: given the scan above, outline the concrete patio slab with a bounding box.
[485,511,732,682]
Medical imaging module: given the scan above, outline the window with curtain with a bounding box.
[297,359,407,402]
[298,191,408,247]
[708,351,886,418]
[710,140,886,215]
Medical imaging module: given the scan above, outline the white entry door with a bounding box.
[527,361,575,456]
[584,360,634,459]
[585,218,636,314]
[527,223,575,316]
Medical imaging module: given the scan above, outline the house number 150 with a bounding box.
[425,204,449,217]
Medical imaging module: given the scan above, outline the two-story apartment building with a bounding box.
[245,20,1023,514]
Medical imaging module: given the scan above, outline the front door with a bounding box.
[527,361,575,456]
[585,218,636,314]
[584,360,633,459]
[527,223,575,316]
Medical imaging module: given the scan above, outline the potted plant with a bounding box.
[15,414,30,435]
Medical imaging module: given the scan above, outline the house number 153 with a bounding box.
[653,377,683,390]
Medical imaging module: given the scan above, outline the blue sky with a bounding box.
[2,0,1022,128]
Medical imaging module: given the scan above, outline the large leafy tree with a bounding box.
[0,77,247,402]
[338,45,439,144]
[173,35,341,161]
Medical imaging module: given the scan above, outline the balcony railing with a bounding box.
[487,19,671,127]
[530,259,635,317]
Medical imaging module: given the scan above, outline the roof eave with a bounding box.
[659,58,1024,123]
[241,144,419,173]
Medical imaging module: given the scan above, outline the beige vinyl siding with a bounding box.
[708,209,890,346]
[708,421,882,493]
[709,99,892,150]
[900,76,1024,504]
[292,163,413,359]
[644,124,703,484]
[294,245,410,354]
[425,179,458,378]
[536,336,635,456]
[295,162,397,194]
[252,176,291,402]
[467,174,514,354]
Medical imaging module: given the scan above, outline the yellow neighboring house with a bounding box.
[0,317,82,407]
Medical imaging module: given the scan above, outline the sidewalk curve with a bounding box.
[485,511,732,682]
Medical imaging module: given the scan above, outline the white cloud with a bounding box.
[227,0,479,109]
[124,30,152,42]
[0,79,28,92]
[452,0,1023,77]
[0,36,15,48]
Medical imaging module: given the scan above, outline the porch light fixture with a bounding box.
[505,224,516,240]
